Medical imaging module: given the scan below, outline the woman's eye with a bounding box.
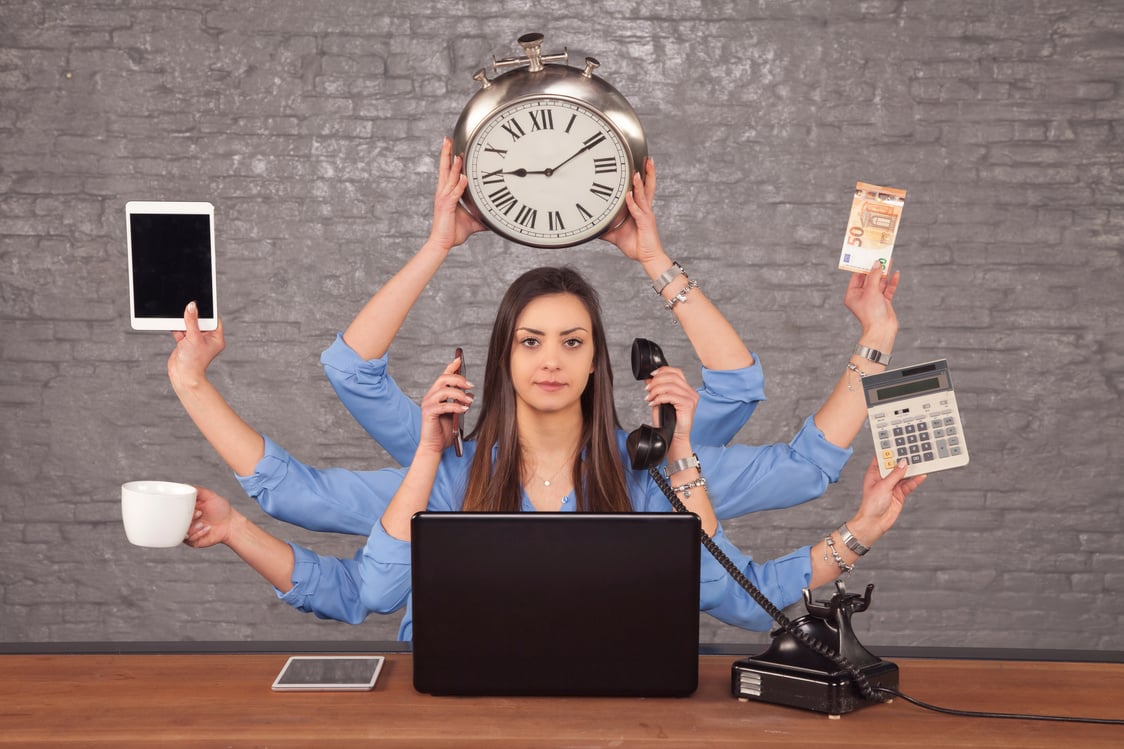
[520,337,541,348]
[564,338,584,349]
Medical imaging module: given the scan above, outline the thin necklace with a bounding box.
[528,449,578,488]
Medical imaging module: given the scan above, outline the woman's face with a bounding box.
[509,292,596,416]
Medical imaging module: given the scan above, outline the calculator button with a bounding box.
[896,448,908,458]
[910,454,923,464]
[943,417,955,427]
[949,445,963,457]
[920,441,933,452]
[947,436,961,446]
[936,441,950,458]
[946,426,958,436]
[895,437,906,447]
[908,444,920,454]
[923,451,935,462]
[877,430,889,440]
[918,430,931,441]
[933,427,946,439]
[904,424,916,434]
[906,434,918,445]
[893,427,904,437]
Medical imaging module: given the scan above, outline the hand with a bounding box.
[427,138,488,251]
[600,158,665,265]
[417,355,474,455]
[848,458,926,545]
[644,365,698,444]
[184,487,238,548]
[844,260,900,341]
[168,302,225,389]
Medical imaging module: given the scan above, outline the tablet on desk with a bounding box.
[271,656,385,691]
[126,200,218,331]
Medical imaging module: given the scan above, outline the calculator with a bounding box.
[863,359,969,478]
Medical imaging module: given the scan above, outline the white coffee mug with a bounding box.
[121,481,197,548]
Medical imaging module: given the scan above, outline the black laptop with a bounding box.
[410,512,702,697]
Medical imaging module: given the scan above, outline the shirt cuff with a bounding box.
[699,354,766,405]
[320,333,390,381]
[788,415,853,482]
[235,433,292,497]
[276,543,322,606]
[363,519,414,567]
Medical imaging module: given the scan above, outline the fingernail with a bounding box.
[897,459,908,468]
[187,301,197,314]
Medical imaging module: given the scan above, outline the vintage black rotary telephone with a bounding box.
[626,338,898,716]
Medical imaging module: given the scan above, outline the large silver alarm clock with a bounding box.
[451,33,648,249]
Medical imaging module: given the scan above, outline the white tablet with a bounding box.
[126,200,218,331]
[271,656,386,691]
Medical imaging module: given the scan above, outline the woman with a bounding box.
[184,265,924,638]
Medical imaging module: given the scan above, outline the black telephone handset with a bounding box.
[626,338,676,470]
[625,337,896,714]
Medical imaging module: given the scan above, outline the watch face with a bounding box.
[464,97,633,248]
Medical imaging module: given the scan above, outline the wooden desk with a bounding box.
[1,653,1121,747]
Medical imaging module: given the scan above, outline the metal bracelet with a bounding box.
[664,278,699,313]
[837,522,870,556]
[651,262,685,295]
[671,476,707,499]
[853,344,891,366]
[664,453,700,477]
[824,534,854,574]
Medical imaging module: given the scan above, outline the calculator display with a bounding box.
[871,375,946,404]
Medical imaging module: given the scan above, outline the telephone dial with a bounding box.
[626,338,898,716]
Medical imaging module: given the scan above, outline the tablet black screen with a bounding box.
[129,212,214,318]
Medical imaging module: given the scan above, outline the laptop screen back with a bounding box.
[410,512,702,697]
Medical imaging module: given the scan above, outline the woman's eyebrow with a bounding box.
[515,326,589,336]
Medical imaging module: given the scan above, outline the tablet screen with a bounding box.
[126,201,217,330]
[271,656,385,691]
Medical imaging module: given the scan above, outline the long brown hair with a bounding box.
[462,267,631,513]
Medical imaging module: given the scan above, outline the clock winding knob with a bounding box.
[582,57,600,78]
[472,68,492,90]
[518,32,546,72]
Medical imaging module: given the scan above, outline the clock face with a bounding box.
[464,97,633,248]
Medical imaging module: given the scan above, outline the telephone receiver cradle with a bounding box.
[626,338,676,470]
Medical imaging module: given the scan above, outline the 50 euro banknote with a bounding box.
[837,182,907,274]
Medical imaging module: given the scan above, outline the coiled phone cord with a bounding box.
[647,466,888,704]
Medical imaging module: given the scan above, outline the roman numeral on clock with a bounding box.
[482,169,504,185]
[589,182,614,200]
[576,203,593,221]
[548,210,565,231]
[489,186,518,214]
[583,132,606,149]
[500,119,526,141]
[484,144,507,158]
[529,109,554,130]
[515,205,537,228]
[593,157,617,174]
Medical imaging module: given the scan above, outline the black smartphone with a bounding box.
[452,347,466,457]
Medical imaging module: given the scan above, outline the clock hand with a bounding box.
[485,168,551,178]
[548,140,599,174]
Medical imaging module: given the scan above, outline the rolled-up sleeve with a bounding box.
[236,434,405,535]
[698,415,852,520]
[320,334,422,466]
[692,357,765,446]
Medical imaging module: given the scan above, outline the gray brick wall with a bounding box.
[1,0,1121,651]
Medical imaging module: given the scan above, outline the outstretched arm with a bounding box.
[601,159,753,372]
[342,138,486,360]
[813,260,901,448]
[167,302,263,477]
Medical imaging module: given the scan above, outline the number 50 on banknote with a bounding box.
[838,181,907,274]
